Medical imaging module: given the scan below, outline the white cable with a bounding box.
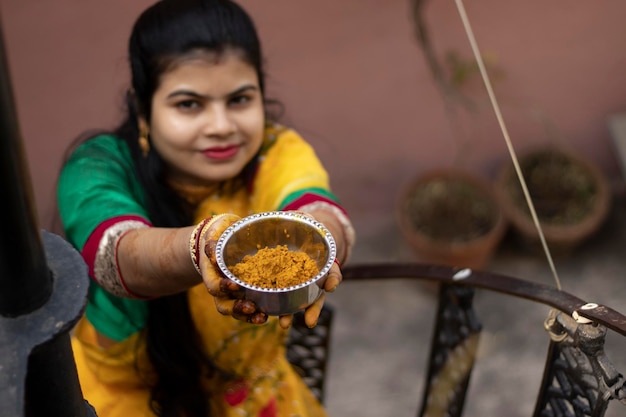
[454,0,562,290]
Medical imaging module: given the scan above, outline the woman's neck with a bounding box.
[166,178,221,207]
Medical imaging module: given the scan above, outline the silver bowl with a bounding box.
[215,211,336,315]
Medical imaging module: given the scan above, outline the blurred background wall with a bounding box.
[2,0,625,250]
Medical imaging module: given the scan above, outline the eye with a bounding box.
[228,94,253,107]
[175,99,202,112]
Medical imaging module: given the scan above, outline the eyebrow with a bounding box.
[166,84,259,100]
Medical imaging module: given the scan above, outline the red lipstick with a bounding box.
[202,145,239,160]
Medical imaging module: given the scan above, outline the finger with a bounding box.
[234,299,258,315]
[213,297,237,316]
[236,309,268,324]
[304,292,326,328]
[204,263,226,296]
[214,297,256,316]
[323,262,342,293]
[248,312,269,325]
[220,277,242,294]
[203,213,241,266]
[204,272,240,298]
[205,237,220,266]
[200,214,241,295]
[213,297,267,324]
[278,314,293,329]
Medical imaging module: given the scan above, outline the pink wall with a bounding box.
[2,0,626,244]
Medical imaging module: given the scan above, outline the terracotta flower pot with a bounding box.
[495,146,611,256]
[396,169,507,270]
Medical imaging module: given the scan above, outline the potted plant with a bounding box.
[495,146,611,256]
[396,168,506,269]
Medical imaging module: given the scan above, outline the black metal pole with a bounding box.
[0,13,94,417]
[24,333,90,416]
[0,24,52,317]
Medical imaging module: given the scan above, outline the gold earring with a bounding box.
[138,128,150,158]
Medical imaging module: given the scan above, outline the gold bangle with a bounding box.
[188,213,233,275]
[189,217,213,275]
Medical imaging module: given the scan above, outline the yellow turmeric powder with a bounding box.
[230,245,320,289]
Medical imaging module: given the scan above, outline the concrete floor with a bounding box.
[323,195,626,417]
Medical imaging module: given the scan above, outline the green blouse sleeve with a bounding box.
[58,135,149,249]
[57,134,150,341]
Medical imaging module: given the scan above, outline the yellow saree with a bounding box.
[71,124,339,416]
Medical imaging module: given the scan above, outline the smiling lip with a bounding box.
[202,145,240,160]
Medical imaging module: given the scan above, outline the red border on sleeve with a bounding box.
[281,193,348,216]
[81,215,151,282]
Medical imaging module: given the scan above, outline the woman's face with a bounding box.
[146,50,264,185]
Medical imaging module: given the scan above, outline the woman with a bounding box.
[56,0,355,416]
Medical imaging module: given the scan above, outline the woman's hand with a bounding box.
[278,211,344,329]
[200,214,268,324]
[278,260,342,329]
[200,211,344,329]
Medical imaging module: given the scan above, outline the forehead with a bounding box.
[160,57,259,97]
[155,48,257,90]
[159,47,249,76]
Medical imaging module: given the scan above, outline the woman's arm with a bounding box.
[115,225,201,298]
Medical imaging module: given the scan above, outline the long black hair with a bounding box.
[110,1,273,415]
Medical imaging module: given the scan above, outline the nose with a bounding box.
[204,104,235,137]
